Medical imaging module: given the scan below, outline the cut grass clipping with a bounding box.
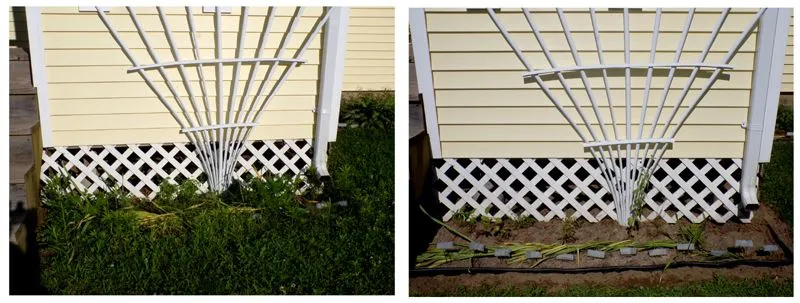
[39,127,394,295]
[415,205,743,269]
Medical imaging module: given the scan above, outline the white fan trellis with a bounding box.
[486,8,766,226]
[94,6,334,191]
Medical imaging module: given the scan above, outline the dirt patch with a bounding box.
[411,206,793,294]
[421,206,792,269]
[410,265,793,295]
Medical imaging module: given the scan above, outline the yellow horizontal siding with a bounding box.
[428,32,757,52]
[439,125,745,142]
[435,89,751,107]
[783,12,793,92]
[431,51,756,71]
[344,7,394,91]
[42,6,324,146]
[426,11,760,33]
[433,71,753,90]
[44,49,322,66]
[48,80,318,99]
[426,8,759,159]
[47,64,320,83]
[441,142,745,158]
[52,125,313,146]
[437,107,746,125]
[52,111,311,131]
[50,96,316,115]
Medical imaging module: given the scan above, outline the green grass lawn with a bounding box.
[413,276,793,297]
[38,127,394,295]
[760,140,793,226]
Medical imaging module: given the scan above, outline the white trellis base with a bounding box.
[435,158,750,224]
[41,139,312,199]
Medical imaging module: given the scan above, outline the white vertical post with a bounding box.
[314,7,350,176]
[741,8,791,213]
[756,8,792,163]
[410,8,442,158]
[25,7,53,147]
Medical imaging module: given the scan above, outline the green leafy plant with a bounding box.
[38,127,394,295]
[340,91,394,129]
[628,170,652,230]
[775,104,793,132]
[561,215,578,243]
[679,223,706,249]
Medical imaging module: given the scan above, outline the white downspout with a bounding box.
[312,7,349,176]
[740,8,791,215]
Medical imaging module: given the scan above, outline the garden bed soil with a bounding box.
[411,206,793,294]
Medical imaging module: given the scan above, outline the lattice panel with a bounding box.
[41,140,312,199]
[434,158,746,224]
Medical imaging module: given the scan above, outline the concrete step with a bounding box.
[10,94,39,136]
[10,136,35,185]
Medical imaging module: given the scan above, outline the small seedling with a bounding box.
[587,249,605,259]
[648,248,668,257]
[556,254,575,261]
[561,216,577,243]
[620,247,638,255]
[469,242,486,252]
[525,251,542,259]
[494,248,512,258]
[679,223,706,249]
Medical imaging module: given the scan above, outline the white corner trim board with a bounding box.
[756,8,792,163]
[25,7,53,147]
[740,8,792,214]
[410,8,443,158]
[314,7,350,176]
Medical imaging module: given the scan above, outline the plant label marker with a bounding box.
[336,201,348,207]
[525,251,542,259]
[469,242,486,252]
[677,243,695,251]
[710,250,726,257]
[556,254,575,261]
[494,248,512,258]
[735,240,753,248]
[762,244,780,252]
[436,242,457,251]
[620,247,637,255]
[648,248,668,257]
[587,249,605,259]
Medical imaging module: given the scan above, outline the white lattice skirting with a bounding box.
[435,158,750,224]
[41,139,312,199]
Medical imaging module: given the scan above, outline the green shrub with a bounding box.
[775,104,793,132]
[340,91,394,129]
[761,140,793,226]
[38,128,394,295]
